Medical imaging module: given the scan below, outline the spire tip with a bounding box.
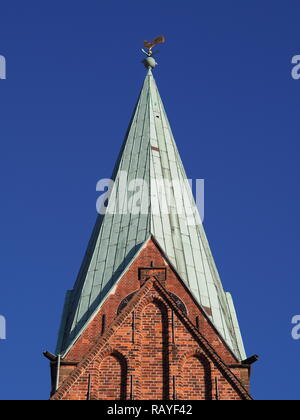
[141,35,165,70]
[143,56,157,70]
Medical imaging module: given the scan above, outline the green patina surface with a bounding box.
[56,69,246,360]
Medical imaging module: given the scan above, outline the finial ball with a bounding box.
[143,56,157,69]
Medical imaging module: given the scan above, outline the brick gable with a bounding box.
[50,238,251,400]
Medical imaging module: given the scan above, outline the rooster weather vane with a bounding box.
[142,35,165,69]
[142,35,165,56]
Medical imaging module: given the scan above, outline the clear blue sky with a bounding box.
[0,0,299,400]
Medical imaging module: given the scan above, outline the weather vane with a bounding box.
[142,35,165,57]
[142,35,165,69]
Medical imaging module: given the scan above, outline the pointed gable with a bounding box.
[51,239,251,401]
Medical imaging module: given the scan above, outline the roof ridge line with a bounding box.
[59,237,152,357]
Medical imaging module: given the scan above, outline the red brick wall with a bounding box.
[181,355,212,400]
[52,239,250,401]
[141,301,169,400]
[98,354,126,400]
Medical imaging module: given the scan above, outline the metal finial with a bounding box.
[141,35,165,69]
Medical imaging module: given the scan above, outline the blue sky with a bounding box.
[0,0,300,400]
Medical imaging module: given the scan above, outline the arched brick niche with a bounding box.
[140,300,170,399]
[98,351,127,400]
[179,352,212,400]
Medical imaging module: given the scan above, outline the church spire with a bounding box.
[55,49,246,362]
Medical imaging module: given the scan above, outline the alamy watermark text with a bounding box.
[291,315,300,340]
[291,55,300,80]
[0,315,6,340]
[96,172,205,226]
[0,55,6,79]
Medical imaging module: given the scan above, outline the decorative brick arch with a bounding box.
[178,348,212,400]
[139,296,170,400]
[139,295,169,316]
[133,287,171,338]
[97,348,128,400]
[50,273,251,401]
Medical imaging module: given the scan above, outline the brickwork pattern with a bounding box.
[51,239,251,401]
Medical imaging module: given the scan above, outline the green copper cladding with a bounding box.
[56,69,246,360]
